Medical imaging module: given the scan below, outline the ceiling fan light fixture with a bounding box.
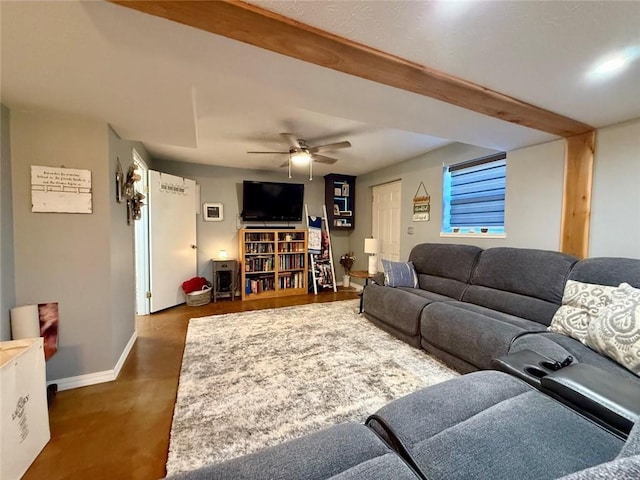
[290,150,311,165]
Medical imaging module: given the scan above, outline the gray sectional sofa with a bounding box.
[165,243,640,480]
[363,243,640,383]
[168,370,640,480]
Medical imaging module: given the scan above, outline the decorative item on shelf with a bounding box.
[412,181,431,222]
[364,238,381,275]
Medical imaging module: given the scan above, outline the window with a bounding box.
[442,152,506,235]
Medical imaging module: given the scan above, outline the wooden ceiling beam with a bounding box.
[110,0,597,258]
[110,0,593,138]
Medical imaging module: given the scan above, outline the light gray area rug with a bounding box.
[166,300,458,475]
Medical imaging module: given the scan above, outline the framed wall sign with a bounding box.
[203,202,223,221]
[31,165,92,213]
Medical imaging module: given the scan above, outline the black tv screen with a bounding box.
[242,181,304,222]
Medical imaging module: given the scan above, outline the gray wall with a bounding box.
[153,159,350,283]
[1,105,15,341]
[503,139,566,249]
[9,109,139,380]
[351,143,499,272]
[350,119,640,274]
[4,103,637,383]
[590,118,640,258]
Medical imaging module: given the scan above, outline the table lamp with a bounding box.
[364,238,381,275]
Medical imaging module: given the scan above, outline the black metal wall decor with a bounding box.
[116,159,145,224]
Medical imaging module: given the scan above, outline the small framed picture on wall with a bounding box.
[203,203,223,221]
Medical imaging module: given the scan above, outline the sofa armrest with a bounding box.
[540,363,640,438]
[370,272,385,286]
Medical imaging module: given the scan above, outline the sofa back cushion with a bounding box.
[409,243,483,300]
[569,257,640,288]
[463,247,578,325]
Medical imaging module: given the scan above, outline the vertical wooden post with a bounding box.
[560,131,596,258]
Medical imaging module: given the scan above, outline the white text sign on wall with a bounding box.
[31,166,92,214]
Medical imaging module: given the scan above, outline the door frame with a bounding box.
[133,148,150,315]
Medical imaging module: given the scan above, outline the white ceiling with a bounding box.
[2,1,639,177]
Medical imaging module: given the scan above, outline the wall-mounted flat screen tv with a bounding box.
[242,181,305,222]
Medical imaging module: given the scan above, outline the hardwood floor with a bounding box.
[24,290,359,480]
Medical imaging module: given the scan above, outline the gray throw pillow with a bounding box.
[548,280,617,344]
[382,259,418,288]
[586,282,640,376]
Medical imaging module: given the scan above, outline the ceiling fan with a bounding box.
[247,133,351,179]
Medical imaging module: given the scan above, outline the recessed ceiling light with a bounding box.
[593,55,628,75]
[588,47,638,79]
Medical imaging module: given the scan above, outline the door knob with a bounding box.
[190,244,197,249]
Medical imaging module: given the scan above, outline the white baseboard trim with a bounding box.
[114,330,138,378]
[48,330,138,392]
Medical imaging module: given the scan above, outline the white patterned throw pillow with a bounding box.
[548,280,617,344]
[586,283,640,376]
[382,259,418,288]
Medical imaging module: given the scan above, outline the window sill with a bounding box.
[440,232,507,239]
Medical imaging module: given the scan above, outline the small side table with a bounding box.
[211,259,238,303]
[349,270,376,313]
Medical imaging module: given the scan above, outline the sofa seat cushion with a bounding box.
[396,287,454,303]
[165,423,421,480]
[363,283,451,337]
[510,332,640,385]
[409,243,482,299]
[463,247,577,324]
[420,301,546,369]
[369,371,623,480]
[462,285,562,326]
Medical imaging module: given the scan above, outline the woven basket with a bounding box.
[186,286,212,307]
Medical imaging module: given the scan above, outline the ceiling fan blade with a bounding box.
[309,141,351,153]
[247,151,290,154]
[280,133,301,149]
[312,154,338,164]
[279,160,290,168]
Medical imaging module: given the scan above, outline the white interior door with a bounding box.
[372,181,402,268]
[148,170,197,313]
